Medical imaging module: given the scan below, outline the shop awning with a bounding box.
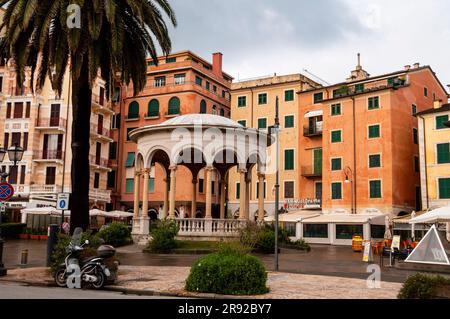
[265,210,321,222]
[302,214,386,225]
[392,210,428,224]
[304,110,323,118]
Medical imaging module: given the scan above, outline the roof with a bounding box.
[416,104,450,116]
[162,114,243,128]
[265,210,321,222]
[302,214,386,225]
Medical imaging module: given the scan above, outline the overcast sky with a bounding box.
[168,0,450,89]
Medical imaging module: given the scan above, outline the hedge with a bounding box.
[398,273,450,299]
[0,223,26,238]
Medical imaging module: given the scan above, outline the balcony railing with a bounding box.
[303,123,323,137]
[89,155,110,168]
[89,188,112,203]
[174,218,247,238]
[90,123,112,139]
[301,165,322,177]
[30,185,63,194]
[35,118,67,129]
[33,150,64,160]
[92,93,113,112]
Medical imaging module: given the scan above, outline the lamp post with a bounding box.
[344,166,355,214]
[0,143,25,276]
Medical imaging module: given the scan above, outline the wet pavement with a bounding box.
[3,239,417,283]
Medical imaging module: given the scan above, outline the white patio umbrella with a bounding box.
[409,206,450,224]
[384,215,392,239]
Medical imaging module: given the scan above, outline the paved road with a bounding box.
[0,282,180,299]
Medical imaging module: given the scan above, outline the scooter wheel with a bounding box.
[92,271,105,290]
[54,268,67,287]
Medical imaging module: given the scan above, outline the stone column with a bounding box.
[245,174,251,220]
[162,177,169,219]
[220,179,226,219]
[168,166,177,219]
[191,179,197,218]
[133,170,141,219]
[239,168,247,220]
[205,166,213,219]
[257,173,265,222]
[142,169,150,218]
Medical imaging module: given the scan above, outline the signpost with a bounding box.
[57,193,70,231]
[0,182,13,276]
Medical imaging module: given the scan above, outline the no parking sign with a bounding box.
[0,182,14,202]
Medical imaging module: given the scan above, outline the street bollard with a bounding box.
[46,225,59,267]
[20,249,28,265]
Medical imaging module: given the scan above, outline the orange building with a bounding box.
[111,51,233,217]
[298,59,448,217]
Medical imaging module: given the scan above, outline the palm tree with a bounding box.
[0,0,176,231]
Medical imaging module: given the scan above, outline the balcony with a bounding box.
[90,123,114,142]
[92,93,114,115]
[30,185,63,194]
[89,155,111,171]
[89,188,112,203]
[35,118,67,132]
[303,123,323,137]
[33,150,64,163]
[301,166,322,178]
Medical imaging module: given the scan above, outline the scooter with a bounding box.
[54,227,116,289]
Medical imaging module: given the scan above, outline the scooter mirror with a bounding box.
[85,240,90,245]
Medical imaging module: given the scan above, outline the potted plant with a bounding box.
[19,228,30,240]
[39,228,48,241]
[30,228,40,240]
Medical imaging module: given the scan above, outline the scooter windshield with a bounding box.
[70,227,83,246]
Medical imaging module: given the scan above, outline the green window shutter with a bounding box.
[199,179,204,193]
[285,116,294,128]
[206,82,210,90]
[369,155,381,168]
[258,93,267,105]
[368,97,380,110]
[200,100,207,114]
[331,130,342,143]
[166,57,176,63]
[126,179,134,193]
[355,84,364,93]
[285,150,294,170]
[331,103,341,116]
[238,120,246,127]
[439,178,450,199]
[125,152,135,168]
[437,143,450,164]
[168,97,180,115]
[368,125,380,138]
[285,90,294,102]
[236,183,240,199]
[331,183,342,200]
[313,92,323,104]
[128,101,139,119]
[413,128,418,144]
[424,87,428,97]
[436,115,449,129]
[370,180,382,198]
[412,104,417,115]
[331,158,342,171]
[147,60,155,66]
[258,118,267,129]
[238,96,246,107]
[148,99,159,117]
[149,178,155,193]
[195,76,202,86]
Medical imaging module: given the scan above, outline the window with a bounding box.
[238,96,246,107]
[200,100,207,114]
[126,128,136,141]
[149,177,155,193]
[94,173,100,189]
[369,154,381,168]
[25,102,31,118]
[3,133,8,149]
[331,158,342,171]
[166,57,176,63]
[331,182,342,200]
[236,182,240,199]
[174,74,185,85]
[222,90,226,99]
[331,130,342,143]
[238,120,246,127]
[109,142,117,160]
[220,109,225,116]
[107,171,116,189]
[258,93,267,105]
[125,152,135,168]
[336,225,363,240]
[147,99,159,117]
[198,178,204,193]
[195,76,202,86]
[111,113,121,129]
[424,87,428,97]
[154,76,166,87]
[303,224,328,238]
[23,132,28,151]
[331,103,341,116]
[212,105,217,115]
[436,115,449,130]
[20,165,26,185]
[414,156,420,173]
[258,118,267,129]
[284,150,294,170]
[147,60,155,66]
[285,90,294,102]
[438,178,450,199]
[126,179,134,193]
[412,104,417,115]
[213,85,217,93]
[206,81,210,91]
[413,128,418,144]
[284,181,294,199]
[371,225,385,239]
[368,125,380,138]
[355,83,364,93]
[8,165,18,184]
[6,103,11,119]
[11,132,21,146]
[368,97,380,110]
[168,97,180,115]
[369,180,382,198]
[13,102,23,118]
[313,92,323,104]
[45,167,56,185]
[284,115,294,128]
[256,182,266,199]
[127,101,139,119]
[0,76,3,93]
[211,181,215,195]
[437,143,450,164]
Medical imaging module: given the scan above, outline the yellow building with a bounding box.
[228,74,320,219]
[417,101,450,209]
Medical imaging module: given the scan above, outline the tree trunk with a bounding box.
[69,58,92,232]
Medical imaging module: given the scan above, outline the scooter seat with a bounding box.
[81,256,100,264]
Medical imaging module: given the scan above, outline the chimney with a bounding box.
[413,62,420,69]
[212,52,223,78]
[404,65,411,71]
[434,99,443,109]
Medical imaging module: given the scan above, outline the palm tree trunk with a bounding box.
[69,58,92,232]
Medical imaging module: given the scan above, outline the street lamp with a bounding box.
[0,143,24,276]
[344,166,355,215]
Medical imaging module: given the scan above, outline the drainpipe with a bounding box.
[250,87,254,128]
[351,96,357,214]
[419,115,430,209]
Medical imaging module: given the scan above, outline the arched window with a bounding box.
[168,97,180,115]
[148,99,159,117]
[212,105,217,115]
[128,101,139,119]
[200,100,207,114]
[219,108,225,116]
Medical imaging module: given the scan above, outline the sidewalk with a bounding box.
[0,266,402,299]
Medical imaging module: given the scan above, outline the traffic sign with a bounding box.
[0,182,14,202]
[57,193,70,210]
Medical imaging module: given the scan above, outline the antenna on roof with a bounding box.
[302,69,330,86]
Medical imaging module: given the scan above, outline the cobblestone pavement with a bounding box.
[0,266,401,299]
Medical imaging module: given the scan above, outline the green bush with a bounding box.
[0,223,26,238]
[398,273,450,299]
[257,227,275,253]
[239,222,261,250]
[96,222,131,247]
[148,219,179,253]
[185,248,269,295]
[288,239,311,252]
